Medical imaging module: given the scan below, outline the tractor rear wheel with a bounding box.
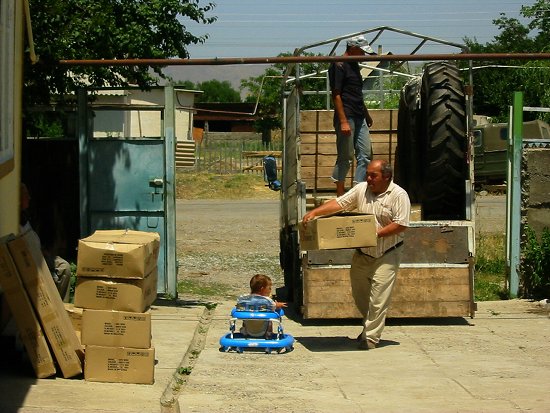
[420,62,467,220]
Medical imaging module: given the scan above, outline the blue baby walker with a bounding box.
[219,295,294,354]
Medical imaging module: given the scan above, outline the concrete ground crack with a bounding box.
[159,304,217,413]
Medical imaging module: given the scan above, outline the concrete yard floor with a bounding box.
[1,298,549,413]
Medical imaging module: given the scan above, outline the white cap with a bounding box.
[346,35,375,54]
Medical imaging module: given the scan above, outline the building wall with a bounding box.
[522,147,550,236]
[0,0,23,328]
[0,0,23,239]
[92,88,195,141]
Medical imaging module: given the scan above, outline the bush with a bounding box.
[521,226,550,299]
[475,233,507,301]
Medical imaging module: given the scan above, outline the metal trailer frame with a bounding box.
[280,27,478,318]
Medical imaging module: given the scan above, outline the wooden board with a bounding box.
[301,154,338,167]
[304,301,472,319]
[303,264,473,319]
[300,109,398,133]
[401,226,470,264]
[301,110,334,132]
[304,225,470,265]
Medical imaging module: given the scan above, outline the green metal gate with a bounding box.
[77,86,177,297]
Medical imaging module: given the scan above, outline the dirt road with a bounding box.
[176,199,283,299]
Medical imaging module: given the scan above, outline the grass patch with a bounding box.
[176,171,279,200]
[475,233,508,301]
[177,279,235,299]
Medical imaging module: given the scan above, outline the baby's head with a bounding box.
[250,273,273,296]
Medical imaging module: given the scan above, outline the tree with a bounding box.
[174,80,197,91]
[25,0,217,106]
[196,80,241,103]
[240,52,328,145]
[463,0,550,121]
[174,79,241,102]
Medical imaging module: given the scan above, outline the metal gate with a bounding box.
[77,86,177,297]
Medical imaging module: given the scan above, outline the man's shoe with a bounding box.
[358,339,377,350]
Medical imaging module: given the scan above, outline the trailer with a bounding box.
[279,27,477,319]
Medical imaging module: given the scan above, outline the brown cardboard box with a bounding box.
[81,309,151,348]
[7,231,83,378]
[64,303,83,333]
[77,230,160,279]
[410,204,422,222]
[84,345,155,384]
[0,239,56,378]
[74,267,157,312]
[299,213,377,250]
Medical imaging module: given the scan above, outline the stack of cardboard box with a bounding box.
[0,231,83,379]
[73,230,160,384]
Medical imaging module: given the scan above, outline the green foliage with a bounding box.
[364,64,410,110]
[25,0,217,106]
[175,80,196,90]
[521,226,550,299]
[26,112,65,138]
[177,367,193,375]
[240,52,329,136]
[178,79,241,103]
[462,0,550,122]
[241,66,284,133]
[475,234,508,301]
[69,262,77,303]
[199,80,241,103]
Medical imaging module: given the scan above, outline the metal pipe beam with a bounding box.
[59,53,550,67]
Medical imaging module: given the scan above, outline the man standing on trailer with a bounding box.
[302,160,410,349]
[329,35,374,196]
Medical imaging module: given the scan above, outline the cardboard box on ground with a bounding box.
[64,303,83,342]
[0,231,83,378]
[74,267,157,312]
[74,229,159,385]
[81,308,154,385]
[76,229,160,279]
[0,239,56,378]
[81,309,151,348]
[299,213,377,250]
[84,346,155,385]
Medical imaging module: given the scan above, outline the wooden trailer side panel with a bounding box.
[299,109,398,191]
[303,264,472,319]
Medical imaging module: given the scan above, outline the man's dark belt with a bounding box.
[356,241,404,257]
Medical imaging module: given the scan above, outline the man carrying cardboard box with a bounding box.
[302,160,410,350]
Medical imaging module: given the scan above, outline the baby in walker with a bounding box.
[238,274,287,339]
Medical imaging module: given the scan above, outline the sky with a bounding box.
[167,0,537,86]
[183,0,536,58]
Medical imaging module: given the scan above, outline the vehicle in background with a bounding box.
[473,118,550,185]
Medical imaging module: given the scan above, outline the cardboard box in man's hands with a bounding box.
[299,213,377,250]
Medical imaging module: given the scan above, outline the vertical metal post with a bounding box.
[326,71,331,110]
[77,88,89,237]
[164,84,177,298]
[378,45,384,109]
[506,92,523,298]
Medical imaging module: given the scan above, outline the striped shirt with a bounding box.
[336,181,411,258]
